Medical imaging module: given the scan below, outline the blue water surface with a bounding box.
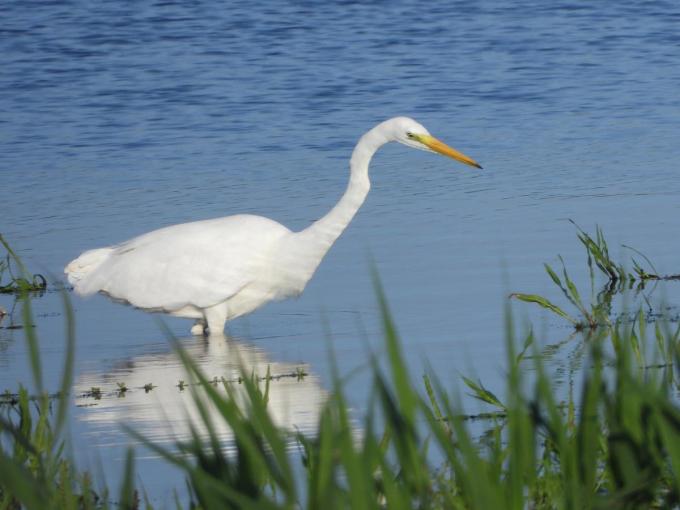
[2,1,680,504]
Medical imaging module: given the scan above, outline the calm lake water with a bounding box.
[3,0,680,503]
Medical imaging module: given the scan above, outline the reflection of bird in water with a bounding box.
[65,117,481,335]
[76,335,325,446]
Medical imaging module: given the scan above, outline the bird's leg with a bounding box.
[203,304,228,337]
[190,319,206,335]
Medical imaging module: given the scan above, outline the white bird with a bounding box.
[65,117,481,336]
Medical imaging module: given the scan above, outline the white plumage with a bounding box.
[65,117,481,335]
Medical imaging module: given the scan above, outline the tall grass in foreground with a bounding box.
[134,299,680,509]
[3,234,680,508]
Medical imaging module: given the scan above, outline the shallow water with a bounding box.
[3,0,680,502]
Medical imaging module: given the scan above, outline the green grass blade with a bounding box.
[0,451,49,510]
[117,448,136,510]
[509,293,578,325]
[461,376,505,410]
[54,290,75,439]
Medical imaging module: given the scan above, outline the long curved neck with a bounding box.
[296,124,390,257]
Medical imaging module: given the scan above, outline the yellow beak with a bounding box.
[414,134,482,169]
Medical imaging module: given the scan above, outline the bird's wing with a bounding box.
[77,215,291,311]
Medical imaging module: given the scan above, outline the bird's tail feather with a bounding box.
[64,247,113,293]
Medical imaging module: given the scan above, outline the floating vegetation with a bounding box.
[115,382,128,399]
[0,234,47,295]
[75,367,310,402]
[0,272,46,295]
[511,222,680,330]
[572,220,680,285]
[0,389,63,407]
[295,366,307,381]
[87,387,102,400]
[0,234,48,331]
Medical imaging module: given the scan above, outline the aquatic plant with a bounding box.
[511,222,679,329]
[3,237,680,508]
[510,255,611,330]
[0,235,47,295]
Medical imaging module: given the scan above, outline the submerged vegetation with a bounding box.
[2,229,680,508]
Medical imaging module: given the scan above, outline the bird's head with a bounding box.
[391,117,482,169]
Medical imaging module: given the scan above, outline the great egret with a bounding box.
[65,117,481,335]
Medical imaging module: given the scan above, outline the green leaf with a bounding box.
[461,376,505,411]
[544,263,563,288]
[0,451,49,510]
[118,448,136,510]
[509,293,578,325]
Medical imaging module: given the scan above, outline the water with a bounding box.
[3,0,680,503]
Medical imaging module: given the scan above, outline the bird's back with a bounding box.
[65,214,292,311]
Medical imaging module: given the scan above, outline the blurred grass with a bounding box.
[3,236,680,508]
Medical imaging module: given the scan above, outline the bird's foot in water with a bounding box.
[203,305,228,337]
[190,320,206,335]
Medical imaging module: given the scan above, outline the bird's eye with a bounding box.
[406,132,414,139]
